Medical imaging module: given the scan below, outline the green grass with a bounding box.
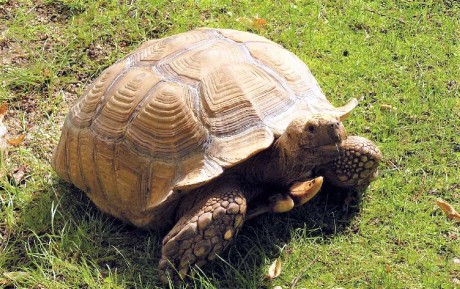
[1,0,459,288]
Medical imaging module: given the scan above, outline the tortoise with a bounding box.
[51,28,381,282]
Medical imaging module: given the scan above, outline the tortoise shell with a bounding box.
[52,28,356,227]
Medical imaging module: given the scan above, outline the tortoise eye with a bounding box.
[308,125,316,133]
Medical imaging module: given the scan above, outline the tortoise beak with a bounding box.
[327,119,347,144]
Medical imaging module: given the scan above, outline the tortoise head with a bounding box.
[276,114,347,162]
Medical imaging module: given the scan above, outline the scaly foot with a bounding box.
[159,182,247,283]
[318,136,382,189]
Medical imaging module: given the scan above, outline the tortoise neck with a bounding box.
[241,142,314,187]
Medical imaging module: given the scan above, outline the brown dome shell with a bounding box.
[52,28,356,227]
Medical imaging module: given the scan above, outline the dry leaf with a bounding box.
[437,199,455,214]
[265,258,282,280]
[0,103,26,149]
[273,286,283,289]
[12,168,25,184]
[253,17,268,28]
[386,264,392,273]
[453,257,460,266]
[436,199,460,221]
[3,271,30,280]
[380,104,396,111]
[237,16,268,30]
[7,134,26,146]
[0,103,7,116]
[2,271,29,287]
[0,279,11,286]
[9,165,28,184]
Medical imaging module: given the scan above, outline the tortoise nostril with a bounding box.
[329,121,342,131]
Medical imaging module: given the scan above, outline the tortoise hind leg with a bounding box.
[159,181,247,283]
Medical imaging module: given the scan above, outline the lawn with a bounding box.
[1,0,459,288]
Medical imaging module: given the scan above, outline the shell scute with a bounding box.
[246,42,319,95]
[200,63,293,136]
[128,29,213,65]
[65,125,86,191]
[125,81,208,160]
[93,138,117,196]
[159,39,247,82]
[114,143,148,209]
[147,161,176,209]
[70,60,127,128]
[77,129,102,201]
[91,68,162,139]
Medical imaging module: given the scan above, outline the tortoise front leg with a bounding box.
[159,181,248,283]
[318,136,382,190]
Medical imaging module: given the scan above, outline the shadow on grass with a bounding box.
[15,180,362,288]
[212,181,364,288]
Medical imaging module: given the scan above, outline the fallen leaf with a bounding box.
[265,258,282,280]
[0,278,11,286]
[386,264,392,273]
[3,271,30,280]
[9,164,28,184]
[437,199,456,214]
[447,232,458,240]
[13,169,25,184]
[0,103,7,116]
[237,16,268,30]
[273,286,283,289]
[453,257,460,266]
[436,199,460,221]
[380,104,396,111]
[253,17,268,28]
[7,134,26,146]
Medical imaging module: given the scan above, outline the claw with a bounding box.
[270,194,295,213]
[289,176,323,206]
